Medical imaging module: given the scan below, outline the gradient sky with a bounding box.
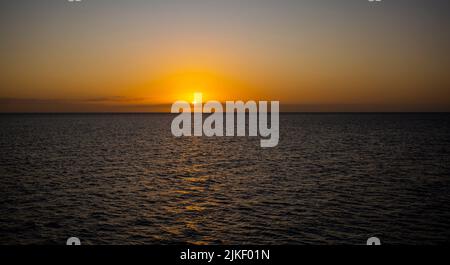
[1,0,449,112]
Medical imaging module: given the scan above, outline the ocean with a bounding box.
[1,113,449,245]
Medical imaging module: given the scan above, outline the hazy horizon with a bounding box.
[1,100,450,113]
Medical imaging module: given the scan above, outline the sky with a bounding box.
[1,0,449,112]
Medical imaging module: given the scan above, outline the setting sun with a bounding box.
[192,92,203,105]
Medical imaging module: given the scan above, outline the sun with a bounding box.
[192,92,203,105]
[146,70,232,104]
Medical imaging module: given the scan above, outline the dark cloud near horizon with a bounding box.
[1,97,449,113]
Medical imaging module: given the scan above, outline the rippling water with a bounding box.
[1,113,450,245]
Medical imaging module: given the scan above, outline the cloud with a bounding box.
[81,96,148,103]
[0,97,170,112]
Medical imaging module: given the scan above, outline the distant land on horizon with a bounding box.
[1,98,449,113]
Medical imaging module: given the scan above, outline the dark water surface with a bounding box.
[1,113,450,245]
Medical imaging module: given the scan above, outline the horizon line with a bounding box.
[1,111,450,114]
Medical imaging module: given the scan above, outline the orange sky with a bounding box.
[1,0,449,112]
